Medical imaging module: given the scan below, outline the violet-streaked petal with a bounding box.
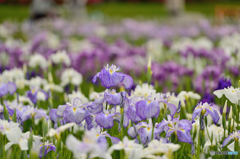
[119,73,133,89]
[7,82,17,95]
[177,130,193,144]
[95,113,114,129]
[99,69,124,88]
[0,83,9,97]
[49,109,58,123]
[222,136,234,147]
[191,107,202,123]
[206,107,220,124]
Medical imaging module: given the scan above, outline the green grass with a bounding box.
[0,4,29,22]
[1,1,240,22]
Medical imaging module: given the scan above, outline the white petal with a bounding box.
[19,139,28,150]
[107,143,124,154]
[6,127,22,143]
[5,142,15,150]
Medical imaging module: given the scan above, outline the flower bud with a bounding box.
[223,100,228,114]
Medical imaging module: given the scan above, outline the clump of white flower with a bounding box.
[51,50,71,66]
[146,39,163,60]
[60,68,83,87]
[133,83,156,99]
[28,54,48,69]
[47,32,60,49]
[177,91,201,100]
[171,37,213,53]
[68,91,89,103]
[1,68,25,82]
[69,39,94,53]
[26,76,48,88]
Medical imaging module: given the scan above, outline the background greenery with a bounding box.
[1,1,240,22]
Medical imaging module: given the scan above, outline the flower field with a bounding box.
[0,17,240,159]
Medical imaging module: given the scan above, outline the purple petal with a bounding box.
[128,126,137,138]
[222,135,234,147]
[99,69,124,88]
[206,107,220,124]
[136,100,160,120]
[104,92,122,105]
[7,82,17,95]
[191,107,202,123]
[179,119,192,131]
[92,72,100,83]
[95,113,114,129]
[0,83,8,97]
[49,109,58,123]
[177,130,193,144]
[119,73,133,89]
[56,105,67,117]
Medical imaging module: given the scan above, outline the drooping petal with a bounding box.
[206,107,220,124]
[136,100,160,120]
[162,102,177,117]
[222,136,234,147]
[4,142,15,150]
[99,69,124,88]
[49,109,58,123]
[56,105,67,117]
[95,113,114,129]
[191,107,202,123]
[166,129,174,138]
[179,119,192,131]
[119,73,133,89]
[177,129,193,144]
[0,83,8,97]
[128,126,138,138]
[6,126,22,143]
[92,72,100,84]
[7,82,17,95]
[19,139,28,150]
[104,91,122,106]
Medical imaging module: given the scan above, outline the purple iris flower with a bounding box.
[95,108,119,129]
[39,141,56,158]
[215,77,231,91]
[155,93,177,117]
[0,82,17,97]
[92,64,133,89]
[156,115,193,144]
[128,119,158,146]
[136,97,160,120]
[49,109,59,128]
[104,89,126,106]
[192,102,220,125]
[126,97,143,123]
[4,101,25,122]
[57,97,90,125]
[95,107,128,129]
[94,126,120,144]
[21,106,48,122]
[26,87,48,105]
[222,131,240,148]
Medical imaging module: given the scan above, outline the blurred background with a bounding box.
[0,0,240,23]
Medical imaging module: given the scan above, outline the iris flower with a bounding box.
[92,64,133,89]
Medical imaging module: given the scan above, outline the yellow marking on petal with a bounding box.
[180,129,185,133]
[109,69,113,74]
[147,101,151,104]
[32,89,36,94]
[147,127,151,131]
[73,108,77,112]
